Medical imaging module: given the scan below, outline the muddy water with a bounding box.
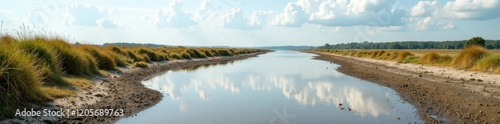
[117,51,423,124]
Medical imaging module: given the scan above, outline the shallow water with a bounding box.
[117,51,423,124]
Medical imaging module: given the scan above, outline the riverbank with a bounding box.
[311,52,500,124]
[2,52,268,124]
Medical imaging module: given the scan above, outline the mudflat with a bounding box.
[312,52,500,124]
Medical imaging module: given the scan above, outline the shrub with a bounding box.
[452,45,489,69]
[473,54,500,73]
[0,46,48,118]
[134,62,148,68]
[465,37,486,48]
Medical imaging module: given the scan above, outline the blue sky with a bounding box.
[0,0,499,47]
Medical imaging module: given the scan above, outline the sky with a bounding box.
[0,0,499,47]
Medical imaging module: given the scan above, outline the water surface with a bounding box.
[118,51,423,124]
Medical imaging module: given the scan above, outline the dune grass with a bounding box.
[0,45,48,118]
[133,61,148,68]
[310,46,498,74]
[0,29,268,119]
[452,45,489,69]
[473,54,500,72]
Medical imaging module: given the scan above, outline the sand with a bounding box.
[313,52,500,124]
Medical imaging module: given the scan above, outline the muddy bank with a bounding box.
[2,52,268,124]
[312,52,500,124]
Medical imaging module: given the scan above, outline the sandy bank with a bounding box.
[311,52,500,124]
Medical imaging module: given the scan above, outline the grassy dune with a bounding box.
[0,33,267,119]
[310,46,500,74]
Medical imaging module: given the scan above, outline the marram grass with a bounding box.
[0,31,267,119]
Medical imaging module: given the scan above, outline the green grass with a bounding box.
[0,45,48,118]
[473,54,500,72]
[79,46,116,70]
[17,40,68,87]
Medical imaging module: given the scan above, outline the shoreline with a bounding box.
[2,52,268,124]
[310,52,500,123]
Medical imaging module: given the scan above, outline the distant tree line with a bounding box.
[320,40,500,49]
[103,43,168,47]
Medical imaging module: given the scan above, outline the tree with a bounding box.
[465,37,486,48]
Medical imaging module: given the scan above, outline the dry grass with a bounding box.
[134,61,148,68]
[311,46,498,73]
[452,45,489,69]
[0,29,268,119]
[473,54,500,72]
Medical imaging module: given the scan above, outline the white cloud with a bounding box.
[218,8,272,30]
[411,17,455,31]
[97,18,119,28]
[410,0,500,20]
[441,0,500,20]
[271,2,308,27]
[272,0,405,27]
[193,0,213,21]
[410,1,439,17]
[66,3,120,28]
[152,0,197,28]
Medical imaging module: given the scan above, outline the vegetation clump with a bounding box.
[134,62,148,68]
[452,45,488,69]
[473,54,500,72]
[0,27,267,119]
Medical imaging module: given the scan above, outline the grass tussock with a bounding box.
[473,54,500,73]
[79,45,116,70]
[452,45,489,69]
[0,46,48,118]
[0,27,268,119]
[396,51,414,61]
[311,45,497,73]
[134,62,148,68]
[419,52,452,65]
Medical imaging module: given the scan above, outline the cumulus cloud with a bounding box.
[271,2,308,27]
[97,18,119,28]
[153,0,197,28]
[272,0,405,27]
[410,1,439,17]
[410,17,455,31]
[219,8,273,30]
[410,0,500,20]
[193,0,213,21]
[441,0,500,20]
[66,3,120,28]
